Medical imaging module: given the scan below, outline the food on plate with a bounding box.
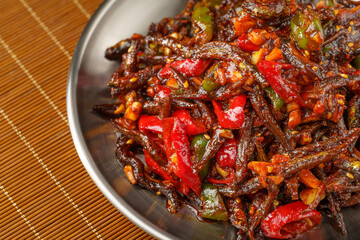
[94,0,360,238]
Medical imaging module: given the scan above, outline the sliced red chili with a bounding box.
[172,109,207,135]
[138,115,163,133]
[154,85,171,100]
[257,60,305,106]
[234,34,261,52]
[212,94,247,129]
[261,201,322,239]
[144,150,172,181]
[208,168,235,184]
[145,150,190,196]
[159,59,212,78]
[216,139,237,168]
[177,181,190,196]
[162,117,201,195]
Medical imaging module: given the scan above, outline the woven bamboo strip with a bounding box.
[40,198,109,237]
[0,0,156,238]
[0,197,34,239]
[5,229,41,240]
[71,213,142,240]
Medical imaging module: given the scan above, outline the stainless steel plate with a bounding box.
[67,0,360,239]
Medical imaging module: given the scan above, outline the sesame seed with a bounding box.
[340,73,348,78]
[238,63,246,69]
[184,81,189,88]
[346,172,354,179]
[204,134,211,140]
[127,45,134,53]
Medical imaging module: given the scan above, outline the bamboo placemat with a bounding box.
[0,0,155,239]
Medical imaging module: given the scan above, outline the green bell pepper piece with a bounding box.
[200,183,228,221]
[191,134,211,181]
[264,86,285,111]
[202,77,220,92]
[290,9,324,51]
[327,0,334,7]
[191,2,214,43]
[202,63,220,92]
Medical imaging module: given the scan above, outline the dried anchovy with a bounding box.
[281,41,324,80]
[292,128,360,157]
[227,198,249,236]
[315,168,348,236]
[248,181,279,239]
[235,113,253,183]
[113,123,167,166]
[124,39,141,75]
[340,193,360,207]
[115,135,181,211]
[218,176,263,197]
[284,133,359,177]
[105,38,133,60]
[248,87,293,152]
[212,80,246,100]
[198,126,225,170]
[192,41,267,87]
[111,65,162,96]
[312,74,360,97]
[194,99,215,129]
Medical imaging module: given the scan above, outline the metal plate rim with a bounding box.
[66,1,176,239]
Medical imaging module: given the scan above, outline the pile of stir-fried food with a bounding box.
[94,0,360,238]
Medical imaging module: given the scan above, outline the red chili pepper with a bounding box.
[172,109,207,135]
[216,139,237,168]
[144,150,172,181]
[145,150,190,196]
[257,60,305,106]
[212,94,247,129]
[177,181,190,196]
[154,85,171,100]
[354,70,360,75]
[234,34,261,52]
[162,117,201,195]
[208,168,235,184]
[138,115,163,133]
[261,201,322,239]
[159,59,212,78]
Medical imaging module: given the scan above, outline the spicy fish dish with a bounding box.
[93,0,360,239]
